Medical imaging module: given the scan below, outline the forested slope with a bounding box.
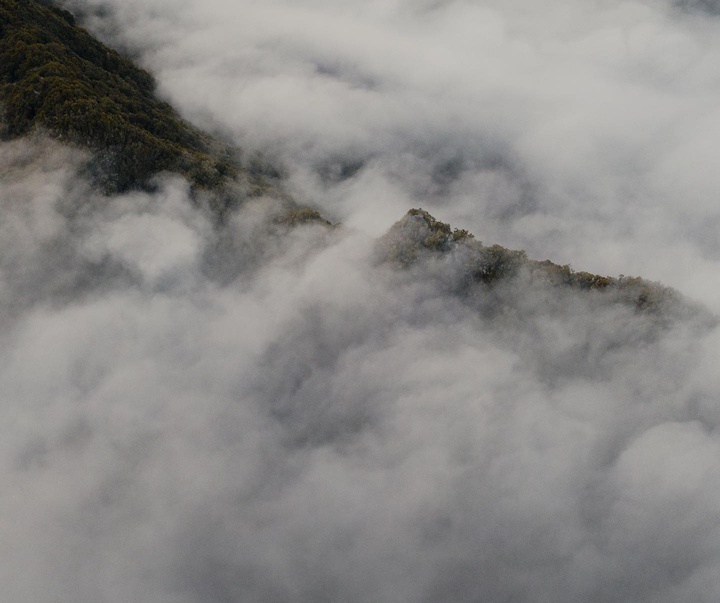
[0,0,243,193]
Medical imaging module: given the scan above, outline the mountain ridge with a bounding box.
[0,0,707,321]
[377,208,710,324]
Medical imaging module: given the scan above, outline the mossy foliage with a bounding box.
[0,0,239,192]
[379,209,690,316]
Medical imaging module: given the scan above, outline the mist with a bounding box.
[63,0,720,309]
[4,0,720,601]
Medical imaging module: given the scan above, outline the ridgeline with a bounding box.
[0,0,706,320]
[377,209,709,322]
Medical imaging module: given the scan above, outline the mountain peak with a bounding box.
[377,208,707,321]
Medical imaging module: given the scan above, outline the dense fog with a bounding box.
[4,1,720,601]
[64,0,720,308]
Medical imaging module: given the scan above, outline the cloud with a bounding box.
[62,0,720,311]
[4,2,720,601]
[2,134,720,602]
[675,0,720,15]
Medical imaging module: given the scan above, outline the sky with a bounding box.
[3,0,720,601]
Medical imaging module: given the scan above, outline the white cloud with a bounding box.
[4,2,720,600]
[63,0,720,310]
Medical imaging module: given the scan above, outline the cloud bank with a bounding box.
[65,0,720,310]
[3,1,720,601]
[2,134,720,602]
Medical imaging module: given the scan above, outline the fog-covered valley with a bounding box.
[3,1,720,601]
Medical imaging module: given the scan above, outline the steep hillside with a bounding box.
[0,0,248,194]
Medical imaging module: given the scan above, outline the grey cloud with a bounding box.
[3,137,720,601]
[675,0,720,15]
[58,0,720,308]
[5,1,720,601]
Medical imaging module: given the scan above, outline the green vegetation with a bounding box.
[405,207,476,250]
[275,207,334,228]
[378,209,689,315]
[0,0,242,193]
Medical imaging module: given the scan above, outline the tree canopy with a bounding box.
[0,0,240,193]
